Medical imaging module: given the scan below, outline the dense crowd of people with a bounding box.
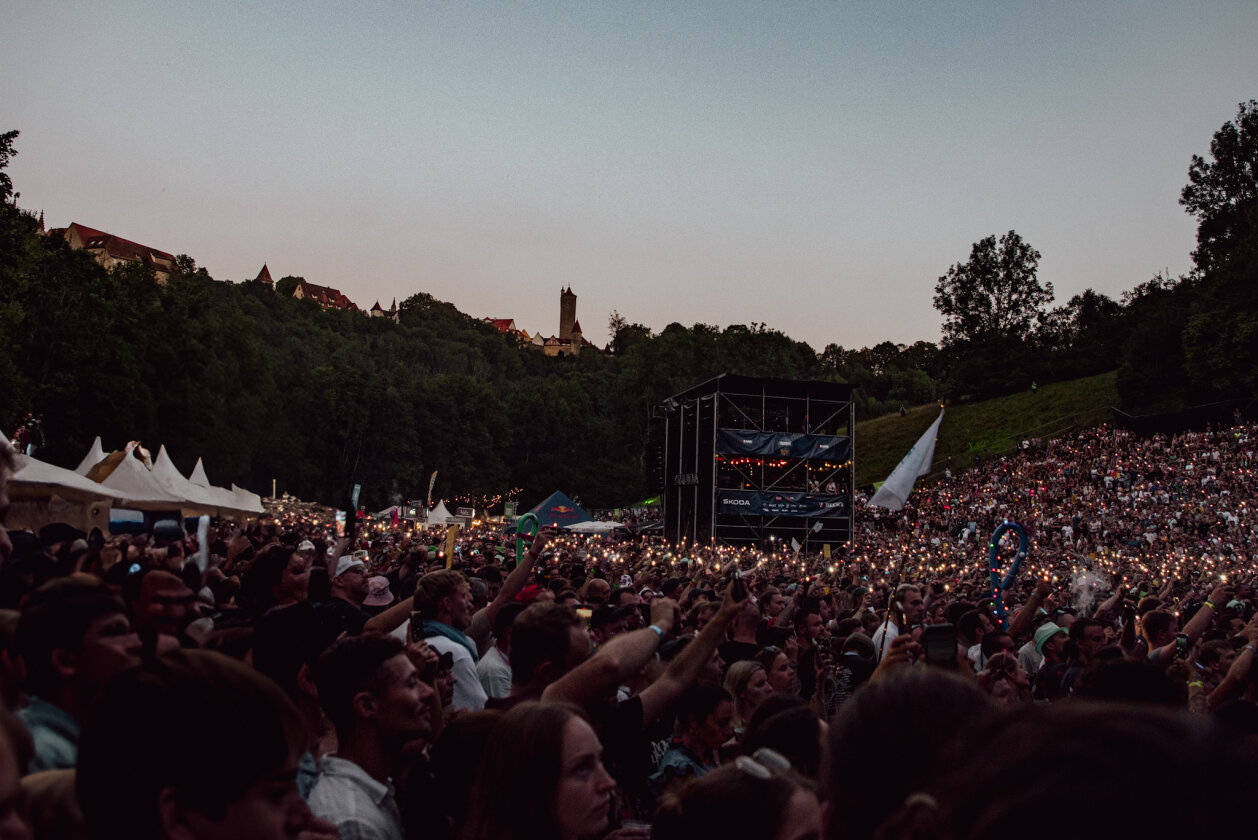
[0,419,1256,840]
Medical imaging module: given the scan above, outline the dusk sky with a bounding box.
[5,2,1256,352]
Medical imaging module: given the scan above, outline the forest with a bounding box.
[1,102,1254,511]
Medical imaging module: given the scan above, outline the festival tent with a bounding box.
[231,484,265,515]
[189,457,261,516]
[74,436,107,476]
[6,450,127,532]
[565,520,624,534]
[151,446,225,516]
[526,491,593,528]
[427,501,454,525]
[94,448,190,511]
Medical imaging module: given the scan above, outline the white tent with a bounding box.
[74,436,107,476]
[151,446,229,516]
[231,483,265,514]
[188,457,257,515]
[566,520,625,534]
[97,451,189,510]
[427,500,453,525]
[7,452,126,532]
[10,453,127,504]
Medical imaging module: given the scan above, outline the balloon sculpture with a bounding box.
[986,520,1029,631]
[516,512,539,565]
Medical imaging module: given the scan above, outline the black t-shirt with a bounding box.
[313,597,371,637]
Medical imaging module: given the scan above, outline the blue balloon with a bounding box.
[986,521,1029,632]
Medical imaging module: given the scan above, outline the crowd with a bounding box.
[0,419,1255,840]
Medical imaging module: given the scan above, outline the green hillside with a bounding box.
[853,371,1119,488]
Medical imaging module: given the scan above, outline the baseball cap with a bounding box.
[334,555,366,579]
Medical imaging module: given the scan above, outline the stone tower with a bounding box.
[559,286,577,341]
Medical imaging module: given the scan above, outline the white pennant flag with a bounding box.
[869,409,944,511]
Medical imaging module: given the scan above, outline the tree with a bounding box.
[933,231,1052,347]
[607,310,652,355]
[275,275,302,297]
[0,130,17,205]
[1180,100,1258,274]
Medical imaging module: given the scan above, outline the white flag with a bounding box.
[869,409,944,511]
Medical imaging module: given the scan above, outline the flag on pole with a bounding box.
[427,471,438,508]
[869,409,944,511]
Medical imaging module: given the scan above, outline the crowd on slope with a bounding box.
[0,420,1255,840]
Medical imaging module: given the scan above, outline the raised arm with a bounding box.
[637,581,746,726]
[542,597,679,712]
[467,527,553,651]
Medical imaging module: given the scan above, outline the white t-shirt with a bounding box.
[425,633,488,712]
[476,644,512,699]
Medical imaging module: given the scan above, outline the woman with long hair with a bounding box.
[724,660,774,734]
[461,702,616,840]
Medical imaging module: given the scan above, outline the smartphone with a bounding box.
[731,571,748,601]
[922,623,958,668]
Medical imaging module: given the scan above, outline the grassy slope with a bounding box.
[853,371,1119,488]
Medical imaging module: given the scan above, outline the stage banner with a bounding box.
[716,430,851,461]
[716,489,849,518]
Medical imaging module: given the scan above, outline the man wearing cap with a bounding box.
[1031,622,1069,701]
[315,555,372,636]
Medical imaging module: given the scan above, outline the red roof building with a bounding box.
[53,222,178,283]
[293,278,358,311]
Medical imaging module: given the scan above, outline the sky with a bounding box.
[4,1,1256,352]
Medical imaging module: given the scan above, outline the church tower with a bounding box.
[559,286,577,341]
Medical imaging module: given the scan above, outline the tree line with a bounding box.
[1,101,1254,509]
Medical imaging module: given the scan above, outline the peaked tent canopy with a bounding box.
[96,450,188,510]
[527,491,593,527]
[188,457,258,514]
[151,446,222,514]
[427,500,454,525]
[74,436,107,476]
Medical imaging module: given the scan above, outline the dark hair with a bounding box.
[417,710,502,836]
[1141,610,1175,641]
[509,603,581,685]
[252,600,344,701]
[957,609,987,640]
[792,608,821,632]
[77,649,304,840]
[493,601,528,638]
[828,669,995,840]
[742,705,823,779]
[884,704,1258,840]
[17,579,129,697]
[314,633,406,734]
[461,702,587,840]
[676,682,733,729]
[242,543,295,612]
